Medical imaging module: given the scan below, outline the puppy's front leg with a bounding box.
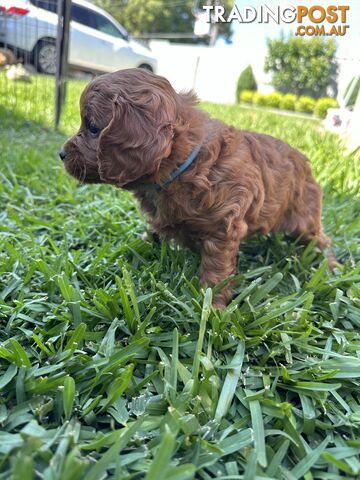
[200,221,247,309]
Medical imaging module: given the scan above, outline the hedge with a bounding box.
[239,91,339,118]
[295,96,316,114]
[315,97,339,118]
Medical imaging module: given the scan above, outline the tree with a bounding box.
[264,36,338,99]
[236,65,257,102]
[94,0,233,44]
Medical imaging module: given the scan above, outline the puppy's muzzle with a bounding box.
[59,148,67,161]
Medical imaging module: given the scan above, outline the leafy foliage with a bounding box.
[279,93,297,111]
[0,75,359,479]
[236,65,257,102]
[315,97,339,119]
[253,92,267,106]
[93,0,233,43]
[239,90,255,104]
[265,36,338,98]
[344,76,360,107]
[264,92,282,109]
[295,96,317,114]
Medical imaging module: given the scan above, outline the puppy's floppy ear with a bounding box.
[97,95,174,186]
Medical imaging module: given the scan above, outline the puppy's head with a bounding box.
[61,68,183,187]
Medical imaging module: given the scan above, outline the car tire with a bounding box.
[138,63,153,72]
[33,39,57,75]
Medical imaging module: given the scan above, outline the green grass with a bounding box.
[0,75,360,479]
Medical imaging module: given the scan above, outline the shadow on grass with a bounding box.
[0,104,66,138]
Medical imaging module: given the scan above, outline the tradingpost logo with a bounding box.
[203,2,351,37]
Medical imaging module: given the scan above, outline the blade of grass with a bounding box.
[290,436,330,479]
[215,341,245,422]
[63,376,76,420]
[192,288,212,394]
[86,420,143,480]
[249,398,267,468]
[144,430,177,480]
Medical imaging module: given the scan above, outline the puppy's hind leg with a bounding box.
[315,231,339,271]
[308,230,339,272]
[285,180,339,270]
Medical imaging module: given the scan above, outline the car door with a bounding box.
[69,3,106,71]
[69,4,134,73]
[90,11,135,72]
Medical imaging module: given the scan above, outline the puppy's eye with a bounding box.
[88,122,100,136]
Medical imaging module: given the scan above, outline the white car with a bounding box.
[0,0,157,74]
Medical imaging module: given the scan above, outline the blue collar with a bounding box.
[154,144,201,191]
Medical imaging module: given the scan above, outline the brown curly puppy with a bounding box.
[60,68,335,308]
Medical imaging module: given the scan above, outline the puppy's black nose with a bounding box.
[59,148,67,161]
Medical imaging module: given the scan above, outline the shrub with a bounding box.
[236,65,257,102]
[264,92,283,108]
[265,36,338,98]
[253,93,267,106]
[315,97,339,118]
[295,96,316,114]
[344,76,360,107]
[239,90,255,104]
[279,93,297,111]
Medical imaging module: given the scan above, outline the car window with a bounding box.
[31,1,128,40]
[93,12,124,38]
[71,5,96,29]
[30,0,58,14]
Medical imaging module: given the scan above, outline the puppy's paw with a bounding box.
[141,231,161,245]
[141,231,150,242]
[327,251,342,272]
[213,293,229,310]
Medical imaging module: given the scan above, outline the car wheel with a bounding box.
[34,40,56,75]
[138,63,153,72]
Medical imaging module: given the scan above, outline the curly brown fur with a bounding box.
[62,68,334,308]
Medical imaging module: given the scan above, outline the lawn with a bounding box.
[0,75,360,479]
